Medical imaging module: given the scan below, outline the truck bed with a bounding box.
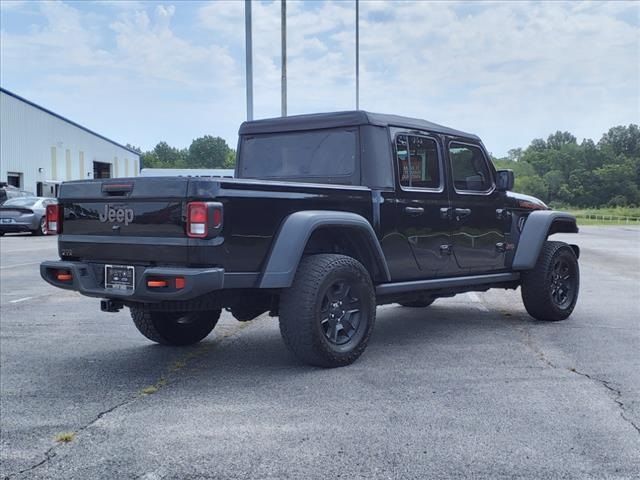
[57,176,375,272]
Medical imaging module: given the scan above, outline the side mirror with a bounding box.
[496,169,514,191]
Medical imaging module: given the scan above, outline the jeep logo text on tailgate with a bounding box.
[99,205,134,225]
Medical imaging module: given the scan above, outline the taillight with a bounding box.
[56,270,72,282]
[46,204,62,234]
[186,202,223,238]
[187,202,207,238]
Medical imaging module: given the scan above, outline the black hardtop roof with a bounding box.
[239,110,479,140]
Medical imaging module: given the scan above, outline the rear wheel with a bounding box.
[32,217,47,236]
[279,254,376,368]
[521,241,579,321]
[130,307,221,346]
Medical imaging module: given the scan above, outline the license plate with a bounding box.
[105,265,135,291]
[0,218,14,224]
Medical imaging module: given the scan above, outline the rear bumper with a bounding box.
[0,215,39,232]
[0,224,34,233]
[40,261,256,302]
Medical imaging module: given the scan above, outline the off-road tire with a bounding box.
[130,307,221,346]
[279,254,376,368]
[521,241,579,321]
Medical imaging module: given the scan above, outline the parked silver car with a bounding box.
[0,197,57,236]
[0,184,34,204]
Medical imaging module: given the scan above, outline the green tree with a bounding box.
[507,148,523,162]
[125,144,142,154]
[225,149,237,168]
[516,175,548,201]
[141,142,187,168]
[598,124,640,158]
[187,136,232,168]
[546,131,577,150]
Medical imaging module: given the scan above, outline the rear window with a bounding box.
[2,197,38,207]
[239,129,357,182]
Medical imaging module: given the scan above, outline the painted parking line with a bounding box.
[9,296,33,304]
[466,292,489,312]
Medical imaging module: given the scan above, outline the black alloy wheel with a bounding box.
[550,257,576,309]
[320,280,363,346]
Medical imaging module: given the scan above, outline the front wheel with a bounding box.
[130,307,221,346]
[279,254,376,368]
[521,241,579,321]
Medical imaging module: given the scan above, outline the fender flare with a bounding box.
[258,210,391,288]
[512,211,579,270]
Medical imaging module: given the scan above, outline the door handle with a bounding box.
[454,208,472,219]
[404,206,424,215]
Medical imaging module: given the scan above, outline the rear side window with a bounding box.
[396,134,440,189]
[449,143,493,192]
[240,129,356,182]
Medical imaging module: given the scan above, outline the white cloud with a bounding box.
[0,1,245,150]
[1,0,638,155]
[109,4,240,89]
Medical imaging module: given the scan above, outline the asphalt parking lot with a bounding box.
[1,226,639,479]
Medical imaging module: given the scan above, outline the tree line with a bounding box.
[134,124,639,208]
[493,124,639,207]
[132,135,236,170]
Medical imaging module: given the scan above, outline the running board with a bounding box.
[375,272,520,296]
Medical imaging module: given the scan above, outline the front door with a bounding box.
[389,131,454,280]
[446,141,507,272]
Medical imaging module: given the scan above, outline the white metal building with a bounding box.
[0,88,140,197]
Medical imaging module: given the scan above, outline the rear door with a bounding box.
[389,130,454,280]
[446,141,507,272]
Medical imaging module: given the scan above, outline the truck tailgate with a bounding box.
[58,177,191,265]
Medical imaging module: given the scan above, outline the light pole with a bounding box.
[281,0,287,117]
[245,0,254,121]
[355,0,359,110]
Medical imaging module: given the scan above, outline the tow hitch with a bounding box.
[101,299,124,313]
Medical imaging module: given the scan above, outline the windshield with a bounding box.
[240,128,357,183]
[2,197,39,208]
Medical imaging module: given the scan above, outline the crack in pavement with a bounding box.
[569,368,640,436]
[514,320,640,437]
[3,398,132,480]
[3,319,252,480]
[3,446,56,480]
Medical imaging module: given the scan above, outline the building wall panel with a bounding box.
[1,91,140,196]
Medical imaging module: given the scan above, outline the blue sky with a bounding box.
[1,0,638,156]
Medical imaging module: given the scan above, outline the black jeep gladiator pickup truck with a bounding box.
[41,111,580,367]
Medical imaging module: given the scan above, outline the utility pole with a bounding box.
[281,0,287,117]
[245,0,254,121]
[355,0,359,110]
